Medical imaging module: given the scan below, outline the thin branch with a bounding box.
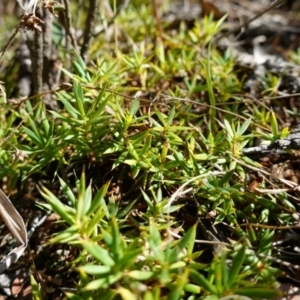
[80,0,98,61]
[0,26,21,60]
[42,9,53,90]
[151,0,163,42]
[62,0,78,52]
[32,5,44,95]
[93,0,130,38]
[217,0,287,41]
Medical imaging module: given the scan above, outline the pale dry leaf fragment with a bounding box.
[0,81,6,104]
[23,0,39,14]
[12,149,28,163]
[0,189,28,274]
[11,275,24,296]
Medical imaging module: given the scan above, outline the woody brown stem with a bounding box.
[32,5,43,95]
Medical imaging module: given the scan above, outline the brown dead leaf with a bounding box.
[21,285,32,300]
[198,0,224,19]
